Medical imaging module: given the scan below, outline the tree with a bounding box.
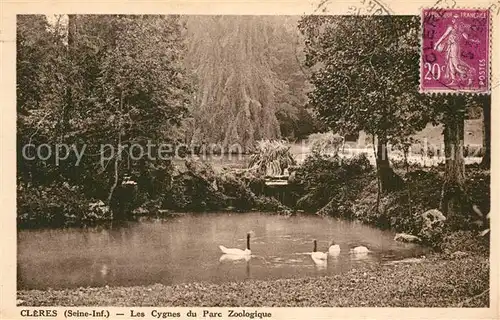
[185,16,316,150]
[480,95,491,168]
[298,15,429,192]
[57,14,77,143]
[17,15,67,184]
[17,15,192,217]
[70,15,192,207]
[440,96,466,216]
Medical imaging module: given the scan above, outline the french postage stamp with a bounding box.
[421,9,490,94]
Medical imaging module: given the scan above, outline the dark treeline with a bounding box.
[17,15,192,225]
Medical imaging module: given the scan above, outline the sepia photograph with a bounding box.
[14,11,492,309]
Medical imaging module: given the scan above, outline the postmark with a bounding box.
[420,8,490,94]
[310,0,393,15]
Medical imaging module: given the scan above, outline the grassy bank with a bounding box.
[17,253,489,307]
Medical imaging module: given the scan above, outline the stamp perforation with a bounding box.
[419,7,492,95]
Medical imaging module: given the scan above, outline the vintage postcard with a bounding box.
[0,0,498,319]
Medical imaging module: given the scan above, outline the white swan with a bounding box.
[311,240,327,261]
[350,246,370,254]
[328,240,341,256]
[219,233,251,256]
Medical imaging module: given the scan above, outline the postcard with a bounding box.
[1,0,498,319]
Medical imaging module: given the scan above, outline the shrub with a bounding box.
[466,165,490,216]
[254,195,292,214]
[17,182,106,228]
[351,169,444,236]
[439,231,489,256]
[294,152,372,213]
[351,179,380,224]
[164,171,227,211]
[249,140,296,176]
[308,131,345,154]
[216,171,256,210]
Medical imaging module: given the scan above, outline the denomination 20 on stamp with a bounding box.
[421,9,490,94]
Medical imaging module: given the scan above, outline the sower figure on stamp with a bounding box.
[434,13,477,86]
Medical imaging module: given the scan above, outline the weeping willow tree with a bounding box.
[185,16,304,151]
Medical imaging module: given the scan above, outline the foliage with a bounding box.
[298,15,429,144]
[277,106,322,141]
[67,15,191,198]
[248,140,296,176]
[17,15,192,222]
[348,165,490,246]
[17,182,109,228]
[184,16,322,147]
[254,196,293,214]
[17,15,68,186]
[466,105,483,119]
[352,169,442,234]
[165,171,227,211]
[216,170,257,210]
[162,159,291,212]
[308,131,345,155]
[439,231,489,256]
[294,152,372,213]
[185,16,283,150]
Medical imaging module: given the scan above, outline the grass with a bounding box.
[17,254,489,307]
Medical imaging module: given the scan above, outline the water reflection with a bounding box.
[350,252,370,261]
[218,254,252,278]
[311,256,327,270]
[86,223,137,286]
[219,254,251,263]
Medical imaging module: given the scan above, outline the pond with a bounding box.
[17,212,428,290]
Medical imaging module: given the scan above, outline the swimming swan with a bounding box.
[219,233,251,256]
[328,240,341,256]
[311,240,327,260]
[350,246,370,254]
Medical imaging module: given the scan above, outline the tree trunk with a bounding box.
[441,97,467,222]
[59,14,77,143]
[481,96,491,168]
[404,148,412,216]
[443,118,465,186]
[375,135,403,192]
[108,91,124,219]
[372,135,381,213]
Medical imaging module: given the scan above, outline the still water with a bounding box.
[18,212,428,290]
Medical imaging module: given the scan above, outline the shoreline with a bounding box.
[17,253,489,308]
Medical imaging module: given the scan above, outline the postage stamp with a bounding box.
[420,9,490,94]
